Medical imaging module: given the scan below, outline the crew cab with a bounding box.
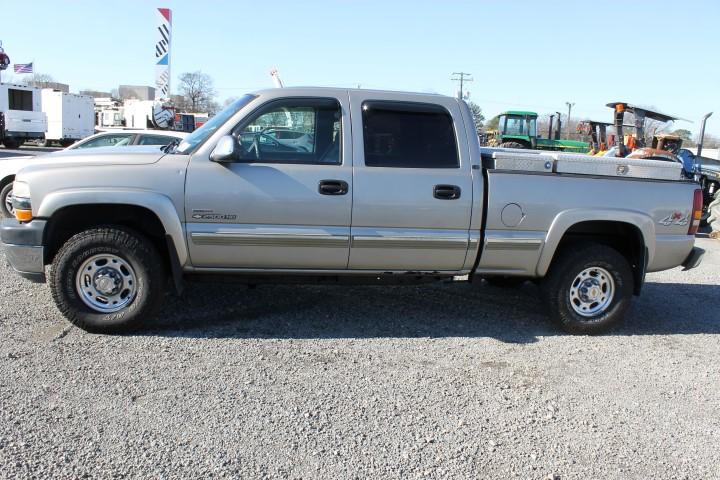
[0,88,705,334]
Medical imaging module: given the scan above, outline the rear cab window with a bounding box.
[361,101,459,168]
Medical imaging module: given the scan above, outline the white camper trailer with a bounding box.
[0,83,47,148]
[40,90,94,147]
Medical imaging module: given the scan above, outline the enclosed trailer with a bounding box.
[41,90,94,147]
[0,83,47,148]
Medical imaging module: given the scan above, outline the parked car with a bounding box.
[0,130,188,218]
[264,128,314,152]
[68,129,188,150]
[0,87,704,335]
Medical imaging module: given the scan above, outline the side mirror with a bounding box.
[210,135,237,163]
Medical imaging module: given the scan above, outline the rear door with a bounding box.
[348,92,473,271]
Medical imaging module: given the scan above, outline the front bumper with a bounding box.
[681,247,704,271]
[0,219,47,282]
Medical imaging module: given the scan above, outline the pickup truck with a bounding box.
[0,87,705,334]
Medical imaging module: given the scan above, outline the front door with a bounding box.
[185,95,352,270]
[348,91,473,271]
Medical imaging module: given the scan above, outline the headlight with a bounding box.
[10,181,32,222]
[12,181,30,198]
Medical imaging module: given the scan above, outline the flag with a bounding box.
[155,8,172,99]
[14,62,33,74]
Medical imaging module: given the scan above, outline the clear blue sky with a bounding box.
[3,0,720,136]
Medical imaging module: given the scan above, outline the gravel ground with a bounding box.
[1,237,719,479]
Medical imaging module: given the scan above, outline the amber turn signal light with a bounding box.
[14,209,33,222]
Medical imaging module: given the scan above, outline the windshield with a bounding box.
[174,94,256,154]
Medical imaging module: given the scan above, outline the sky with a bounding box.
[2,0,720,136]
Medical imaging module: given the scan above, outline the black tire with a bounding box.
[0,182,14,219]
[59,139,75,148]
[2,137,22,149]
[49,227,166,333]
[485,276,527,288]
[498,141,528,149]
[540,242,633,334]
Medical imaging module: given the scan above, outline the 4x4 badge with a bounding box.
[658,211,689,226]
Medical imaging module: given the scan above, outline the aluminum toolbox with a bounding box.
[481,147,683,181]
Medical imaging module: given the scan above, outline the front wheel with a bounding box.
[541,243,633,334]
[50,227,166,333]
[0,182,14,219]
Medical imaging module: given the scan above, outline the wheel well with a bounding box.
[43,204,170,271]
[555,220,646,295]
[1,175,15,189]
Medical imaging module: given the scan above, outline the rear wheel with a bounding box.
[498,141,529,149]
[541,242,633,334]
[1,182,14,219]
[50,227,166,333]
[60,139,75,148]
[2,137,22,149]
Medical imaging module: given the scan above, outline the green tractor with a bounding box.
[488,111,589,153]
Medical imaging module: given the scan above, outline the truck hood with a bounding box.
[3,146,166,179]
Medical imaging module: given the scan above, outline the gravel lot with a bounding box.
[1,236,719,479]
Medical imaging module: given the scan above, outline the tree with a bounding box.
[177,71,217,113]
[486,115,499,131]
[671,129,692,141]
[467,101,485,132]
[22,72,55,89]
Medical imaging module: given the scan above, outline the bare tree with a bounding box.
[22,72,56,89]
[178,71,217,113]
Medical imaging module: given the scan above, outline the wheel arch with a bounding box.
[537,211,654,295]
[38,191,187,267]
[0,174,15,189]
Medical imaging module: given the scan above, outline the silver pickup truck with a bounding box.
[0,87,705,334]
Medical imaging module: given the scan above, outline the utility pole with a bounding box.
[565,102,575,139]
[451,72,473,100]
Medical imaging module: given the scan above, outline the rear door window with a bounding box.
[361,101,459,168]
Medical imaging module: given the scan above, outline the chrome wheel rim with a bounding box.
[569,266,615,317]
[4,189,14,216]
[75,254,138,313]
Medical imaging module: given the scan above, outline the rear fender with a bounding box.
[536,209,654,277]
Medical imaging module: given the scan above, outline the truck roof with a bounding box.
[250,86,449,99]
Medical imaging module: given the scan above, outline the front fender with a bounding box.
[37,189,188,265]
[536,208,655,276]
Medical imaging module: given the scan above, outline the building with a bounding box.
[27,81,69,93]
[119,85,155,101]
[80,90,113,99]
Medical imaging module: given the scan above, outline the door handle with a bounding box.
[433,184,461,200]
[318,180,349,195]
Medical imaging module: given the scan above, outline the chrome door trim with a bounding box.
[350,235,468,250]
[191,232,350,248]
[484,237,543,251]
